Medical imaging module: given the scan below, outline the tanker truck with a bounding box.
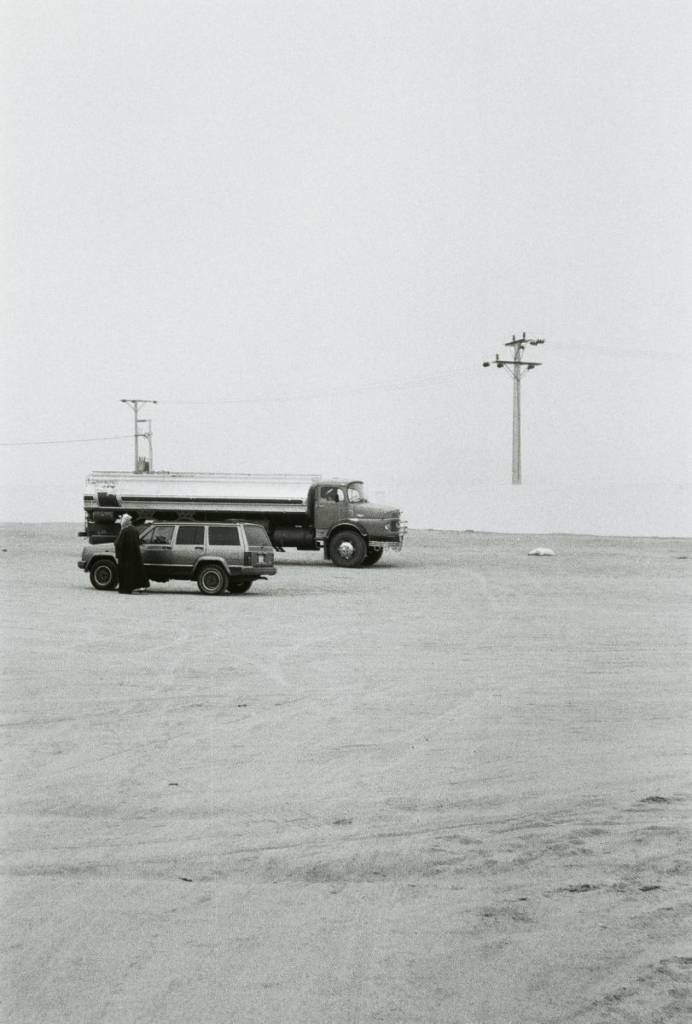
[81,472,406,567]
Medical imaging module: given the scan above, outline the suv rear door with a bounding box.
[207,524,243,572]
[171,524,206,579]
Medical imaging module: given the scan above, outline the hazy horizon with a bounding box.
[2,519,689,542]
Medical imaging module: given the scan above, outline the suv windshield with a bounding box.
[244,524,271,546]
[347,483,366,503]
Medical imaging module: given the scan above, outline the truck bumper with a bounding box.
[386,520,408,551]
[370,523,407,552]
[379,538,405,552]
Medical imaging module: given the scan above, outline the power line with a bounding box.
[0,434,133,447]
[158,373,460,406]
[0,374,455,446]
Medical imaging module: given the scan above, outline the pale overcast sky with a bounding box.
[1,0,690,534]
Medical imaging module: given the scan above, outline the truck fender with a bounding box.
[326,521,368,544]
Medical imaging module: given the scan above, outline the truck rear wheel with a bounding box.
[196,564,228,595]
[89,559,118,590]
[363,547,384,566]
[227,579,253,594]
[329,530,367,568]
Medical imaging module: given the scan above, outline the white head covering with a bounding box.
[120,514,132,528]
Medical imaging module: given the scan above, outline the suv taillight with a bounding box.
[244,551,251,566]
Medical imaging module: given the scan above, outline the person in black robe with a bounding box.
[114,514,149,594]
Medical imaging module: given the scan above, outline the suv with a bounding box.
[78,521,276,595]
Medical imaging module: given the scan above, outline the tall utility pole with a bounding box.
[120,398,157,472]
[483,333,545,484]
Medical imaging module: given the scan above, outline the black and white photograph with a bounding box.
[1,1,690,1022]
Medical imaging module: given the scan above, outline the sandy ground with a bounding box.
[1,525,690,1024]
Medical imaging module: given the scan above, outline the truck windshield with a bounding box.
[347,484,366,503]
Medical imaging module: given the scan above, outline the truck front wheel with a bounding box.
[89,559,118,590]
[197,564,228,595]
[329,530,367,568]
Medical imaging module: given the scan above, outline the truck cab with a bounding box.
[310,480,406,567]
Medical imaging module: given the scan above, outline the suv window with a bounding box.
[208,526,240,546]
[176,525,205,545]
[150,525,174,544]
[243,524,270,546]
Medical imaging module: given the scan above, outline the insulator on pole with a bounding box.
[482,334,546,484]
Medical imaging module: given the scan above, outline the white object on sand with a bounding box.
[528,547,555,556]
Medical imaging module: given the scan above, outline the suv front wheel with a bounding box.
[90,559,118,590]
[196,564,228,595]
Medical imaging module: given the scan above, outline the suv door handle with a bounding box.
[194,546,203,550]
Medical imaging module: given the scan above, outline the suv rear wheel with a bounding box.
[89,559,118,590]
[196,564,228,595]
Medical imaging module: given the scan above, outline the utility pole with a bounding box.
[120,399,157,472]
[483,333,545,484]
